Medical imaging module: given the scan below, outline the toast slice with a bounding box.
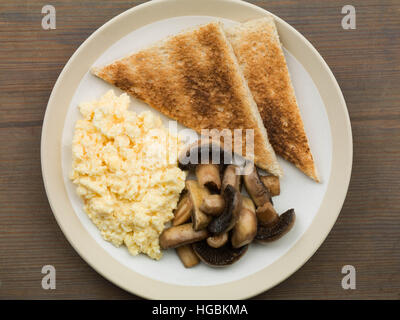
[225,17,319,181]
[92,22,282,176]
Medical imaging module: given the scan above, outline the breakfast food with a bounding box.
[225,17,319,181]
[70,90,186,260]
[159,142,295,268]
[73,17,319,267]
[92,22,282,177]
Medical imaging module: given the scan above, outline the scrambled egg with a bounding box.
[70,90,186,260]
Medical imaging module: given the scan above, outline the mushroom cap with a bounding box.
[255,209,296,242]
[178,140,230,171]
[192,241,248,267]
[207,184,242,235]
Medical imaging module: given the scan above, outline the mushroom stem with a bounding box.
[222,165,241,192]
[196,164,221,194]
[159,223,208,249]
[256,202,278,226]
[207,233,228,248]
[200,194,225,216]
[176,245,200,268]
[172,193,193,226]
[260,175,280,197]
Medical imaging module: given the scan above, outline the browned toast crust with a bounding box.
[225,18,319,181]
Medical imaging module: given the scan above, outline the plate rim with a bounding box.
[41,0,353,299]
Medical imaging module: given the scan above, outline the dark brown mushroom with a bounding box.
[195,164,221,193]
[243,164,272,207]
[255,201,278,226]
[260,175,280,197]
[178,139,228,171]
[221,164,241,192]
[207,184,242,235]
[206,233,228,248]
[186,180,212,231]
[192,241,248,267]
[255,209,296,242]
[231,197,257,248]
[200,194,225,216]
[159,223,208,249]
[172,192,193,226]
[176,245,200,268]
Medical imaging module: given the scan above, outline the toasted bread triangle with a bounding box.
[92,22,282,176]
[225,18,319,181]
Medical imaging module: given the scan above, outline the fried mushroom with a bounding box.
[159,223,208,249]
[206,233,228,248]
[186,180,212,230]
[255,209,296,243]
[260,175,280,197]
[176,245,200,268]
[256,201,278,226]
[178,140,227,171]
[231,197,257,248]
[192,241,248,267]
[200,194,225,216]
[243,164,272,207]
[172,192,193,226]
[195,164,221,194]
[221,164,241,192]
[207,185,242,235]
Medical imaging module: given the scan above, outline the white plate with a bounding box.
[41,0,352,299]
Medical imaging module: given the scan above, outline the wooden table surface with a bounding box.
[0,0,399,300]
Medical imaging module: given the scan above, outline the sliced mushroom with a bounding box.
[192,241,248,267]
[256,201,278,226]
[206,233,228,248]
[159,223,208,249]
[172,192,193,226]
[207,185,242,235]
[255,209,296,242]
[241,194,256,212]
[195,164,221,193]
[231,197,258,248]
[200,194,225,216]
[178,139,227,171]
[243,164,272,207]
[260,175,280,197]
[176,245,200,268]
[222,164,241,192]
[186,180,212,230]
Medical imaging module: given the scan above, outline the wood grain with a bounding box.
[0,0,399,299]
